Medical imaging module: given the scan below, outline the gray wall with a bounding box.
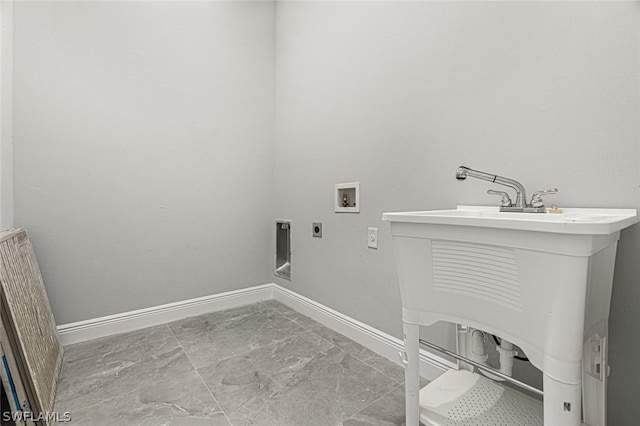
[13,1,275,324]
[0,0,14,231]
[273,2,639,423]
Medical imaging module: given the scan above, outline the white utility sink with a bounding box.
[383,205,637,426]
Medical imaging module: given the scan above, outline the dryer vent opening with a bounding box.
[275,220,291,280]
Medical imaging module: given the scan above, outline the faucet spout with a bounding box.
[455,166,527,209]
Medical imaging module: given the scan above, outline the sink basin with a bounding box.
[382,205,637,235]
[383,205,637,426]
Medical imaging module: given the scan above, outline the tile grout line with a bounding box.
[337,356,403,420]
[230,317,341,425]
[172,306,304,425]
[344,382,406,423]
[309,328,405,387]
[353,352,405,386]
[209,303,337,424]
[303,327,408,422]
[165,323,235,426]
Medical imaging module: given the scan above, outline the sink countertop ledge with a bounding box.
[382,206,638,235]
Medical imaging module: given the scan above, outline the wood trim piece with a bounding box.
[0,229,63,425]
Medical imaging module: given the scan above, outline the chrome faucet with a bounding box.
[456,166,528,208]
[456,166,557,213]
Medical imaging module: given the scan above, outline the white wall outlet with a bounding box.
[368,227,378,249]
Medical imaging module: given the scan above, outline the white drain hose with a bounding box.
[469,329,503,381]
[468,329,518,381]
[496,338,518,377]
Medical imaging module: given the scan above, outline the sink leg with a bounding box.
[404,321,420,426]
[543,373,582,426]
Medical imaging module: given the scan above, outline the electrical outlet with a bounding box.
[313,222,322,238]
[368,228,378,249]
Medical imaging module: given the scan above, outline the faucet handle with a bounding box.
[487,189,513,207]
[530,188,558,208]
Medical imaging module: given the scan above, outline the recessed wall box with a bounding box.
[335,182,360,213]
[275,220,291,280]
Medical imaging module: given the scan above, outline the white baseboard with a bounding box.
[56,283,453,381]
[56,284,274,346]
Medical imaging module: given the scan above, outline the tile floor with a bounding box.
[54,300,418,426]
